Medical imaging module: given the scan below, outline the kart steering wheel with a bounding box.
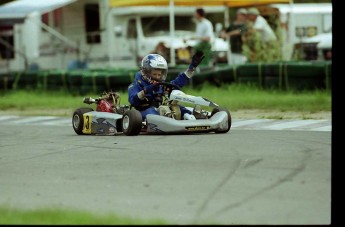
[156,82,181,96]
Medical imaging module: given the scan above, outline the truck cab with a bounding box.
[109,6,229,68]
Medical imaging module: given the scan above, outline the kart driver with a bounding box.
[128,51,205,121]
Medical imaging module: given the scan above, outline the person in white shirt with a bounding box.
[191,8,214,66]
[247,7,277,43]
[243,7,280,62]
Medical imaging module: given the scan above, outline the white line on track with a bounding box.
[261,119,329,130]
[309,125,332,132]
[231,119,274,127]
[10,116,59,124]
[0,116,20,121]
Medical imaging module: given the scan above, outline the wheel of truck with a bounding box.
[211,107,232,133]
[72,107,94,135]
[122,109,143,136]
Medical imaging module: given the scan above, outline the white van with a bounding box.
[108,6,229,68]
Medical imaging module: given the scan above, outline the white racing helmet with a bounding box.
[141,54,168,84]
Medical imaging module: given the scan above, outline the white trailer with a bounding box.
[263,3,332,60]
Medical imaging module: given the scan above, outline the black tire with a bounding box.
[122,109,143,136]
[211,107,232,133]
[72,107,94,135]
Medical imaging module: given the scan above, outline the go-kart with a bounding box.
[72,83,231,136]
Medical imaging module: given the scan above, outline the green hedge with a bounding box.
[0,61,332,94]
[229,61,331,90]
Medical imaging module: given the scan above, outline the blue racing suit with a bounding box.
[128,71,192,120]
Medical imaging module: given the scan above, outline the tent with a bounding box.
[108,0,291,65]
[0,0,76,20]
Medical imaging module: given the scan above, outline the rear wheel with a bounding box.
[122,109,143,136]
[211,107,232,133]
[72,107,93,135]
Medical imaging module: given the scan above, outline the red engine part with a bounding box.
[96,99,114,113]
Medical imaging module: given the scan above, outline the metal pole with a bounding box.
[169,0,176,67]
[38,20,87,57]
[289,0,295,60]
[224,5,230,28]
[224,6,232,65]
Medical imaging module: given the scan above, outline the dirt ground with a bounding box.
[0,108,332,120]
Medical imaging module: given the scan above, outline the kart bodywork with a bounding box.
[74,111,123,136]
[146,110,230,134]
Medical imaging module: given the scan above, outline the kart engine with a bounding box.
[96,91,120,113]
[83,91,129,114]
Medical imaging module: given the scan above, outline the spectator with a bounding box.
[243,7,279,62]
[190,8,214,66]
[220,8,248,64]
[221,8,248,54]
[247,7,277,43]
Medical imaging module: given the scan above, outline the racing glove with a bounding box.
[185,51,205,78]
[137,84,157,100]
[143,84,157,95]
[189,51,205,70]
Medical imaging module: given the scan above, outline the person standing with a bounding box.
[191,8,214,66]
[220,8,248,64]
[247,7,277,43]
[244,7,279,62]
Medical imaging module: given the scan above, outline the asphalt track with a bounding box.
[0,117,331,224]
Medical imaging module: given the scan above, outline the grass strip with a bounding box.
[0,206,167,225]
[0,83,331,115]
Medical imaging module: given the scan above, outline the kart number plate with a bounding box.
[82,114,92,134]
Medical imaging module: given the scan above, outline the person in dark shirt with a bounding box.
[221,8,248,54]
[220,8,248,64]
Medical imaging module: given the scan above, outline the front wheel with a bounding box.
[122,109,143,136]
[211,107,232,133]
[72,107,94,135]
